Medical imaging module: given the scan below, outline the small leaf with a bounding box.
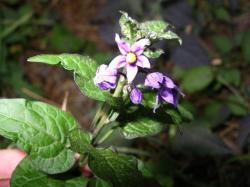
[119,11,139,42]
[140,20,182,44]
[140,20,168,38]
[143,49,164,59]
[121,117,163,139]
[69,128,92,154]
[0,99,77,174]
[181,66,214,92]
[88,148,145,187]
[11,157,89,187]
[161,30,182,44]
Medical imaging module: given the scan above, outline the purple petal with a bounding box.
[98,64,117,76]
[115,34,130,55]
[109,55,126,69]
[131,38,150,55]
[96,82,116,90]
[145,72,163,89]
[160,88,176,105]
[136,55,150,68]
[126,65,138,83]
[130,87,142,104]
[163,76,176,89]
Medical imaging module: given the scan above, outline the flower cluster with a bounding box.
[93,34,182,111]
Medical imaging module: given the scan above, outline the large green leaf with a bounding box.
[181,66,214,92]
[11,157,89,187]
[88,178,113,187]
[28,54,97,78]
[121,117,163,139]
[74,75,120,106]
[69,128,92,154]
[0,99,77,174]
[88,148,145,187]
[28,54,119,105]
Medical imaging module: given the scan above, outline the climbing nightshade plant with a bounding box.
[0,12,192,187]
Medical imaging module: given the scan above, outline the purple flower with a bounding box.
[109,34,151,83]
[93,64,118,90]
[130,87,143,104]
[145,72,180,112]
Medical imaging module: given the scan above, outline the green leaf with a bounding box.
[0,99,77,174]
[121,117,163,139]
[11,157,89,187]
[241,30,250,63]
[181,66,214,92]
[140,20,182,44]
[74,75,120,106]
[28,54,97,78]
[28,54,119,105]
[141,91,156,109]
[212,35,233,54]
[69,128,92,154]
[119,11,181,44]
[143,49,164,59]
[161,31,182,44]
[140,20,168,38]
[89,178,113,187]
[119,11,139,42]
[88,148,145,187]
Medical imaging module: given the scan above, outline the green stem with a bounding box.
[96,129,115,145]
[113,147,151,157]
[91,76,125,144]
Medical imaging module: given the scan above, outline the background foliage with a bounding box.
[1,0,250,187]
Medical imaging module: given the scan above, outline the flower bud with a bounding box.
[93,64,118,90]
[130,87,142,104]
